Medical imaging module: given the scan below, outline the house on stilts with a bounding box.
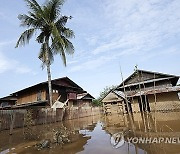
[101,69,180,114]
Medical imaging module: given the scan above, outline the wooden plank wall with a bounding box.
[0,107,101,132]
[0,108,63,132]
[64,107,101,120]
[17,89,46,104]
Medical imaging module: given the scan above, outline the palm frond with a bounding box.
[44,0,65,21]
[15,28,35,48]
[24,0,50,26]
[51,37,66,66]
[61,36,74,55]
[55,16,69,27]
[39,42,54,69]
[60,48,66,66]
[62,28,75,39]
[24,0,43,15]
[51,23,65,49]
[36,31,46,43]
[18,14,42,28]
[38,43,46,66]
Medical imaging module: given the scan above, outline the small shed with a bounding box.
[101,90,125,115]
[76,93,95,107]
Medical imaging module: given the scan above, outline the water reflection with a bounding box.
[1,112,180,154]
[103,111,180,154]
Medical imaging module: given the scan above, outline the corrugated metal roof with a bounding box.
[12,100,48,108]
[77,93,95,100]
[128,86,180,97]
[118,69,180,88]
[113,90,126,99]
[118,77,175,89]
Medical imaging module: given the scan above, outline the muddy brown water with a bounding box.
[1,111,180,154]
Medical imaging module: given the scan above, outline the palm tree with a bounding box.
[15,0,75,107]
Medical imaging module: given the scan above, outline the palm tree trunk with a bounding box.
[46,61,53,107]
[45,38,53,107]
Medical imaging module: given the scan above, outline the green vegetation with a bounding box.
[92,85,117,106]
[15,0,75,107]
[98,85,117,101]
[92,99,101,107]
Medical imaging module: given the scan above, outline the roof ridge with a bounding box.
[137,69,179,77]
[118,69,180,88]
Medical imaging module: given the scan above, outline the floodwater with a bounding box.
[1,111,180,154]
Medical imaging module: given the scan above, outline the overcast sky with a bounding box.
[0,0,180,98]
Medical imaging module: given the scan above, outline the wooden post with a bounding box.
[140,70,149,112]
[0,110,2,132]
[9,110,16,135]
[128,86,135,112]
[136,68,144,112]
[153,73,157,132]
[23,110,26,136]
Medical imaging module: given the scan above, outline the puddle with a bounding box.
[1,112,180,154]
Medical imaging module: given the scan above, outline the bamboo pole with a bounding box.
[135,67,147,132]
[153,73,157,110]
[153,73,157,132]
[135,66,144,112]
[128,86,135,113]
[140,70,149,112]
[119,66,130,113]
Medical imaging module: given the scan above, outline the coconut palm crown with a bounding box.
[15,0,75,107]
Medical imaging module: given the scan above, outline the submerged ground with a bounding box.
[1,111,180,154]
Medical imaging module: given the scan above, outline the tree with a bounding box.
[98,85,117,101]
[15,0,75,107]
[92,99,102,107]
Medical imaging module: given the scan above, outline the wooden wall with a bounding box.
[78,100,92,107]
[131,98,139,113]
[17,89,46,104]
[52,92,59,103]
[103,101,124,114]
[125,72,162,85]
[67,100,92,108]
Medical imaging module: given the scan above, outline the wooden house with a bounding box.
[76,93,95,108]
[116,69,180,112]
[10,77,92,108]
[0,95,17,109]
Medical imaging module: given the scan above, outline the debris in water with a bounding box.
[35,139,51,150]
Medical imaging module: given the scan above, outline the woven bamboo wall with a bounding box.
[131,91,180,112]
